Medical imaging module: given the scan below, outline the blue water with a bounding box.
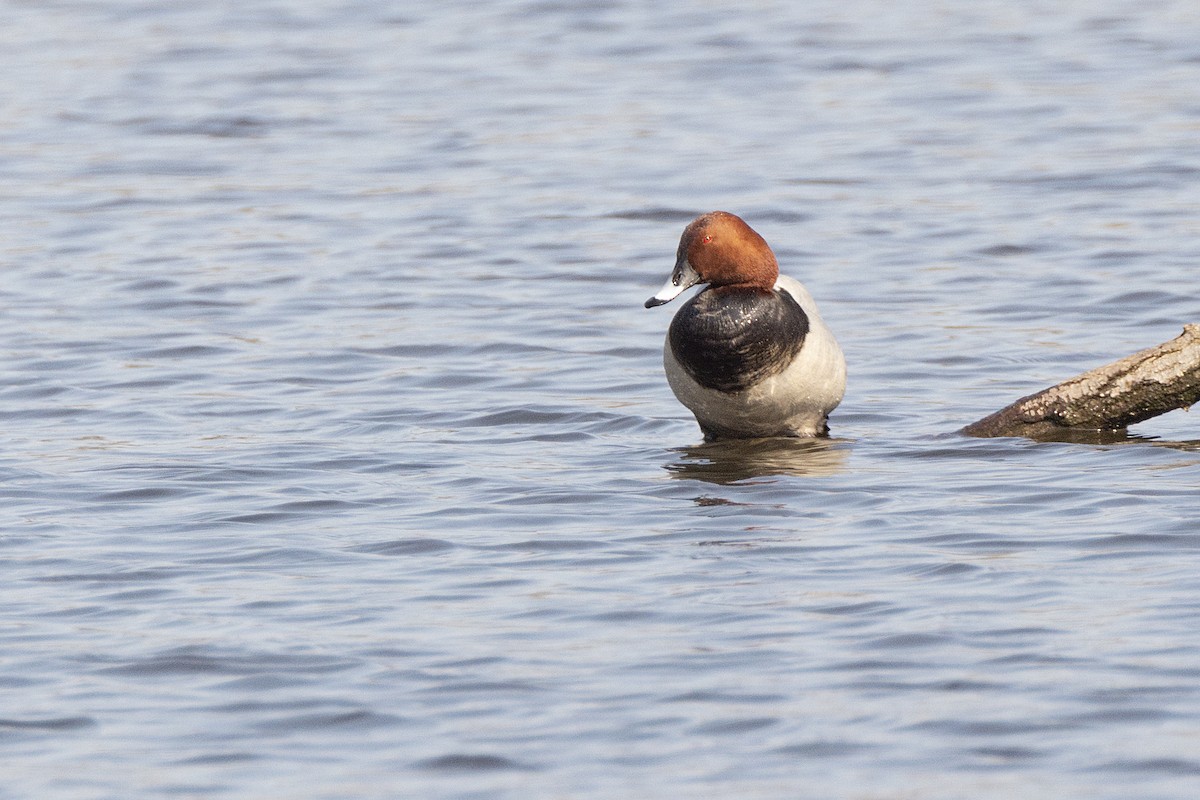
[4,1,1200,798]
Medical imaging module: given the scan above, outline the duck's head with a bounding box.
[645,211,780,308]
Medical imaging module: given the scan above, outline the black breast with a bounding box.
[667,287,809,392]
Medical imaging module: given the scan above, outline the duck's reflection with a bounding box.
[666,436,850,484]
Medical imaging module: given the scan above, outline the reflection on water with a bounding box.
[1152,439,1200,452]
[666,436,851,484]
[1000,427,1148,445]
[982,425,1200,449]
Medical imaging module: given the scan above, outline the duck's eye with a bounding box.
[702,234,712,244]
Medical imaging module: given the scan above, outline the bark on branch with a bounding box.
[962,324,1200,439]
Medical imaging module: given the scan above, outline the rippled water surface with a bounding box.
[4,1,1200,798]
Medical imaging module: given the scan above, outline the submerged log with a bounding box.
[962,324,1200,439]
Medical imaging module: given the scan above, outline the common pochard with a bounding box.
[645,211,846,439]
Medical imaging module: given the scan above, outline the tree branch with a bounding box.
[962,324,1200,439]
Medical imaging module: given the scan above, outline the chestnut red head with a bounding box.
[645,212,779,308]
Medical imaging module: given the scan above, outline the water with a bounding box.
[3,1,1200,797]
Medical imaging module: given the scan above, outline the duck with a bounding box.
[645,211,846,440]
